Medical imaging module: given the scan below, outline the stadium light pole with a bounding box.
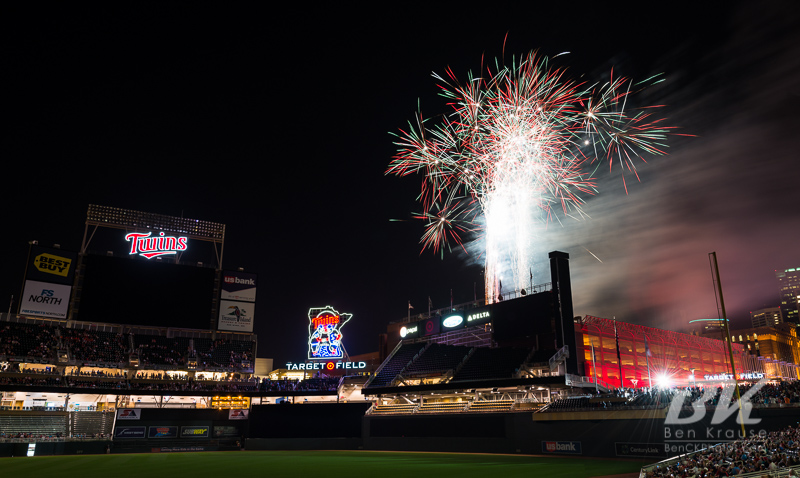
[709,252,745,436]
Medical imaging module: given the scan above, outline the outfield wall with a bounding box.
[0,441,109,457]
[362,407,800,458]
[3,404,798,458]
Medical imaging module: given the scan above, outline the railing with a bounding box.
[497,282,552,302]
[363,341,404,388]
[393,283,552,325]
[548,345,569,372]
[639,446,718,478]
[735,466,800,478]
[394,343,431,385]
[564,373,611,392]
[367,403,419,415]
[369,400,519,415]
[641,457,800,478]
[0,437,112,443]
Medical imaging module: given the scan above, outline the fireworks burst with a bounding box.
[388,51,679,302]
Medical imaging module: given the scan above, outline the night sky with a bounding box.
[4,3,799,366]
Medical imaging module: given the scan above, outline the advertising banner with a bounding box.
[615,443,664,458]
[399,321,419,340]
[180,426,210,438]
[542,441,582,454]
[217,300,254,332]
[19,280,71,319]
[221,271,257,302]
[148,426,178,438]
[26,246,77,285]
[441,313,466,331]
[228,409,249,420]
[114,426,146,439]
[116,408,142,420]
[152,446,214,453]
[465,306,491,326]
[420,317,440,336]
[213,426,241,438]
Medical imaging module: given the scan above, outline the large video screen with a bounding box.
[77,254,216,329]
[491,290,556,344]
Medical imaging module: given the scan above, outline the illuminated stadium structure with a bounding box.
[2,208,800,462]
[579,315,800,389]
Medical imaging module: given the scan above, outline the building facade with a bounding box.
[578,316,799,389]
[722,323,800,366]
[751,307,784,328]
[776,267,800,324]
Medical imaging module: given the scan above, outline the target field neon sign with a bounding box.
[284,361,367,371]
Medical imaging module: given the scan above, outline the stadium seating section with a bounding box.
[0,411,114,440]
[366,342,535,388]
[0,319,300,394]
[1,321,255,370]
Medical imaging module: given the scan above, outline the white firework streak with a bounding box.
[388,51,676,301]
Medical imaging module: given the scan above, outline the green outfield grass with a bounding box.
[0,450,648,478]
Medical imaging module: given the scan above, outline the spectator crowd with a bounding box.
[646,425,800,477]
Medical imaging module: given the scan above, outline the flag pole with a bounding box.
[614,317,624,388]
[645,335,652,388]
[591,338,598,393]
[529,268,533,295]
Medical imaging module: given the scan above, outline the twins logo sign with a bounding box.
[308,306,352,360]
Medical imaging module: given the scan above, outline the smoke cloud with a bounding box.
[462,5,799,331]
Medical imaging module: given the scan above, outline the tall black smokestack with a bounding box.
[549,251,578,375]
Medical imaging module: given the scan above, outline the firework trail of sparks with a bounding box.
[387,51,680,302]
